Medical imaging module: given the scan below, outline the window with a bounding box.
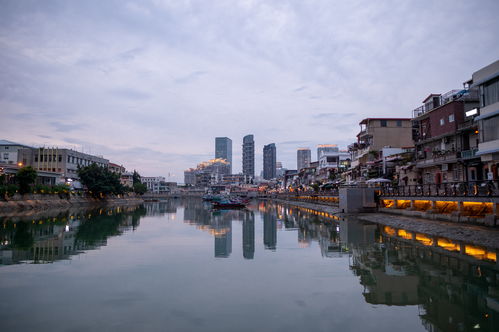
[449,114,454,122]
[396,120,402,127]
[480,76,499,107]
[440,118,445,126]
[482,115,499,142]
[3,153,8,159]
[380,120,387,127]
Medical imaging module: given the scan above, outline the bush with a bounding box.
[0,184,19,198]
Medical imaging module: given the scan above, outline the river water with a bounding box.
[1,199,498,331]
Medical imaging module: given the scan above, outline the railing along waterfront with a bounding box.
[379,181,499,198]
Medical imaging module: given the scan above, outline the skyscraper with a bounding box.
[317,144,339,161]
[297,148,311,171]
[215,137,232,174]
[263,143,276,180]
[242,134,255,178]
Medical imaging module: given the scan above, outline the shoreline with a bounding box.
[268,198,499,250]
[0,194,144,215]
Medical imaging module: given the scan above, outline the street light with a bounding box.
[17,162,23,167]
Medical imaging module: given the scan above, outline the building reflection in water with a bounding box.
[242,211,255,259]
[263,213,277,251]
[0,205,146,265]
[265,201,499,332]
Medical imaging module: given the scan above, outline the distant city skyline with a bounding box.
[1,0,498,182]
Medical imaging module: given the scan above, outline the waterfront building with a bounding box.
[120,171,134,188]
[297,148,311,171]
[18,147,109,186]
[263,143,276,180]
[317,144,339,161]
[242,134,255,178]
[108,162,125,174]
[0,140,33,166]
[215,137,232,174]
[317,150,351,182]
[411,88,480,184]
[183,158,231,187]
[470,60,499,180]
[141,176,170,194]
[348,118,413,179]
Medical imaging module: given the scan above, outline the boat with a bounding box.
[212,198,247,209]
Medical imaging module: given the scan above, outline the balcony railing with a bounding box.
[412,89,479,118]
[379,181,499,197]
[461,148,478,159]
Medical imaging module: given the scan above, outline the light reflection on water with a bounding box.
[0,198,497,332]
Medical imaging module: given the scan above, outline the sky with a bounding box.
[1,0,498,182]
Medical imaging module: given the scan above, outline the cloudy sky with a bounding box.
[1,0,498,182]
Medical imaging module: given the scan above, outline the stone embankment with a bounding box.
[269,198,499,250]
[0,193,144,214]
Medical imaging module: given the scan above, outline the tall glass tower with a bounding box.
[242,134,255,179]
[215,137,232,174]
[263,143,276,180]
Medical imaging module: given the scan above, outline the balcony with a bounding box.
[461,148,478,159]
[416,150,460,167]
[412,88,479,119]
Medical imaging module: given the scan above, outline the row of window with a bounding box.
[34,154,106,167]
[380,120,403,127]
[439,114,455,126]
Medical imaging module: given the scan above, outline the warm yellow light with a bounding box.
[17,162,23,167]
[384,226,396,236]
[415,233,433,246]
[437,238,460,252]
[398,229,413,240]
[465,245,486,260]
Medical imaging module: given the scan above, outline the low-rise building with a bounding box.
[412,88,480,184]
[348,118,414,179]
[141,176,167,193]
[0,140,33,166]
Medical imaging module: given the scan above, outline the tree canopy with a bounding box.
[16,166,37,194]
[77,164,124,198]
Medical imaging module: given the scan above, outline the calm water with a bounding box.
[1,199,498,332]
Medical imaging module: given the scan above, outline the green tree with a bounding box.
[133,182,147,195]
[132,170,141,185]
[16,166,37,194]
[77,163,124,198]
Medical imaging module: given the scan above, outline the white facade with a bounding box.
[0,140,32,165]
[141,176,167,193]
[318,151,350,169]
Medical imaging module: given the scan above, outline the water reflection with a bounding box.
[0,205,146,265]
[1,199,498,331]
[262,201,499,332]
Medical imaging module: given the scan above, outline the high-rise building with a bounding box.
[317,144,339,161]
[215,137,232,174]
[297,148,311,171]
[263,143,276,180]
[242,134,255,178]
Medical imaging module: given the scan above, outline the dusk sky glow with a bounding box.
[1,0,498,182]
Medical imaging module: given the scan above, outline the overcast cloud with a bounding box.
[1,0,498,182]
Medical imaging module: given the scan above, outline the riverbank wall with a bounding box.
[0,193,144,214]
[267,197,499,251]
